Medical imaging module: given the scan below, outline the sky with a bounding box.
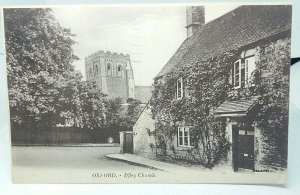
[52,4,239,86]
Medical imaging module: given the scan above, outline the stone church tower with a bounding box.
[85,50,135,99]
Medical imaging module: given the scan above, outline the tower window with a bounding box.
[89,67,92,78]
[117,65,122,76]
[93,63,99,76]
[107,63,111,76]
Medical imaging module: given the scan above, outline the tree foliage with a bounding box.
[104,97,142,132]
[5,8,150,145]
[5,8,107,130]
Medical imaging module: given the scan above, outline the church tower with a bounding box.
[85,51,135,100]
[185,6,205,38]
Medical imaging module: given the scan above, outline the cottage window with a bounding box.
[245,56,255,86]
[233,60,241,89]
[176,77,183,99]
[178,127,190,147]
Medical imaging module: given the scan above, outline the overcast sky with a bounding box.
[53,4,239,86]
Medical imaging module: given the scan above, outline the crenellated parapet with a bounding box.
[85,50,130,62]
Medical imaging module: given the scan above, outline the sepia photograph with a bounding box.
[3,3,292,184]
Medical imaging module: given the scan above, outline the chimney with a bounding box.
[185,6,205,38]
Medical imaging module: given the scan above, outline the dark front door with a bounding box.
[124,132,133,154]
[238,133,254,170]
[232,125,254,171]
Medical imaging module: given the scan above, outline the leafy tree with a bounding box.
[5,8,107,131]
[77,80,107,129]
[125,98,143,129]
[102,97,143,141]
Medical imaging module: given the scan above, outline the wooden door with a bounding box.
[238,133,254,170]
[232,125,254,171]
[124,132,133,154]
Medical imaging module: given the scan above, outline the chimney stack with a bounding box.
[185,6,205,38]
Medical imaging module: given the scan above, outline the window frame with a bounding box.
[233,59,242,89]
[176,77,183,99]
[93,62,99,76]
[177,126,191,147]
[106,63,111,76]
[89,67,93,78]
[244,56,256,87]
[117,65,122,77]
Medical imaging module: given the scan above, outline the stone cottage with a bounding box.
[133,5,291,171]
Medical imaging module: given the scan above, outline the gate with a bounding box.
[119,131,133,154]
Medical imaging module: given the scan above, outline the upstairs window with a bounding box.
[245,56,256,86]
[176,77,183,99]
[233,60,241,89]
[178,127,190,147]
[231,56,256,89]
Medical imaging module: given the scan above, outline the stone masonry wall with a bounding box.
[133,104,156,159]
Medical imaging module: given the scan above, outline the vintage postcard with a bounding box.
[3,2,292,184]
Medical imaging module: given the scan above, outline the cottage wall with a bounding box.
[133,104,156,159]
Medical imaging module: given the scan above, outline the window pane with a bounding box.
[179,137,183,146]
[247,57,256,84]
[179,129,183,136]
[177,79,182,99]
[241,65,245,87]
[178,127,183,146]
[184,127,188,134]
[184,137,189,146]
[234,61,240,87]
[245,60,249,84]
[239,130,246,135]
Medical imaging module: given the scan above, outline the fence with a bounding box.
[11,126,119,145]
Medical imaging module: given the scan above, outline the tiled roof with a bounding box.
[135,86,153,104]
[214,98,258,115]
[155,5,292,79]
